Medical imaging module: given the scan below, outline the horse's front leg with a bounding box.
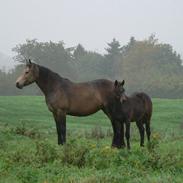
[111,119,122,148]
[125,121,131,150]
[53,111,66,145]
[120,122,126,148]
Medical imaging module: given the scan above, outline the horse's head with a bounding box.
[114,80,127,103]
[16,59,39,89]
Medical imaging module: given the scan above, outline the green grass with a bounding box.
[0,96,182,183]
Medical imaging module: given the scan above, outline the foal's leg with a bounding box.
[136,121,145,147]
[145,121,151,142]
[125,121,131,149]
[53,111,66,145]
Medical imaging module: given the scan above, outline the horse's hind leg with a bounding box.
[136,121,145,147]
[145,120,151,142]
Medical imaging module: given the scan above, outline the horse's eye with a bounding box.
[25,71,29,74]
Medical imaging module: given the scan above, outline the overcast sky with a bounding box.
[0,0,183,58]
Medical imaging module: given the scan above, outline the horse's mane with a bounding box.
[37,64,71,83]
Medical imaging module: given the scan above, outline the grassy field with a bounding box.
[0,96,182,183]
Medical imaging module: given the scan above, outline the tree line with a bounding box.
[0,35,183,98]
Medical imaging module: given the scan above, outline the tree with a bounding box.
[75,51,106,81]
[104,38,123,79]
[73,44,87,60]
[12,39,77,80]
[0,36,182,98]
[121,35,183,97]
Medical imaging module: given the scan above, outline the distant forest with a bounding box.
[0,35,183,98]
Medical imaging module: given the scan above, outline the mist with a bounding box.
[0,0,182,58]
[0,0,183,98]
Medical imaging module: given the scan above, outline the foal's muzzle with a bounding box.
[120,95,127,103]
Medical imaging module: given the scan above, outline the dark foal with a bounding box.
[16,59,122,148]
[113,80,152,149]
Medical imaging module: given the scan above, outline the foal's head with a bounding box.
[16,59,39,89]
[114,80,127,103]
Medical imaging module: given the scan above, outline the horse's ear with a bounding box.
[25,59,32,68]
[28,59,32,64]
[121,80,125,86]
[25,58,28,64]
[114,80,118,87]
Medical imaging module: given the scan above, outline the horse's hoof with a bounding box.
[111,144,122,149]
[121,145,126,149]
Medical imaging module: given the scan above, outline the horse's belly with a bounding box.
[67,104,101,116]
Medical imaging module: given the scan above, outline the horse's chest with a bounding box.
[45,100,54,112]
[45,93,67,112]
[45,98,55,112]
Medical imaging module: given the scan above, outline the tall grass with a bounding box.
[0,96,182,182]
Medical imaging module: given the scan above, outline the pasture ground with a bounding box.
[0,96,182,183]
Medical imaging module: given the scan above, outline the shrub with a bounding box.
[11,122,41,139]
[16,166,39,183]
[147,132,161,153]
[85,125,105,139]
[61,140,88,168]
[4,148,35,166]
[35,140,59,165]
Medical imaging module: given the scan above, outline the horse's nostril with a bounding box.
[16,82,20,88]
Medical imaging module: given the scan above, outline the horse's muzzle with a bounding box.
[16,82,23,89]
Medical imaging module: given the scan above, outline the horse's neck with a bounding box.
[35,66,61,96]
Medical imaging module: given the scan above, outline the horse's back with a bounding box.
[76,79,114,99]
[66,79,114,116]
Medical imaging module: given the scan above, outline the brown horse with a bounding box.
[113,80,152,149]
[16,59,122,148]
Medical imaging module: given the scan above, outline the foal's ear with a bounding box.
[114,80,118,87]
[121,80,125,86]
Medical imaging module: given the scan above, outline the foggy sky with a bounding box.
[0,0,183,58]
